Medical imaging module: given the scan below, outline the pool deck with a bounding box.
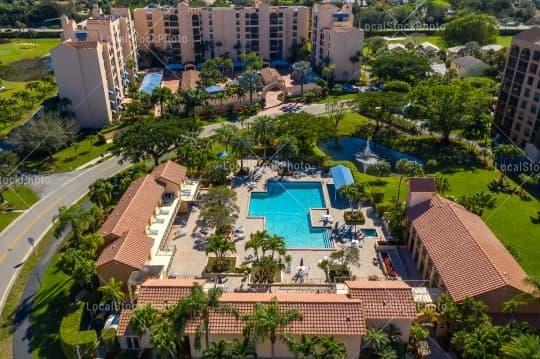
[164,159,423,290]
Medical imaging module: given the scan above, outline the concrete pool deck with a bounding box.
[165,159,423,289]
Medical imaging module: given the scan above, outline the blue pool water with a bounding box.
[318,136,423,167]
[249,182,332,248]
[138,72,163,94]
[361,228,378,237]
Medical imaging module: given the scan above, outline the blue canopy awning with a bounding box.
[330,165,354,193]
[205,85,225,94]
[270,59,289,67]
[166,63,185,71]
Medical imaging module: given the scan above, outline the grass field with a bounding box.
[0,39,60,65]
[0,212,21,233]
[3,186,39,210]
[335,112,540,277]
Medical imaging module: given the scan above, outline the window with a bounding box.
[534,92,540,101]
[534,50,540,61]
[525,88,530,97]
[515,123,521,131]
[531,63,538,73]
[528,76,534,85]
[521,100,528,109]
[532,104,537,114]
[126,337,140,350]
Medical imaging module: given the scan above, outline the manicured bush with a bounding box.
[371,191,385,204]
[375,202,391,217]
[60,301,98,359]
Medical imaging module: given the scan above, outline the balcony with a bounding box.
[180,179,200,202]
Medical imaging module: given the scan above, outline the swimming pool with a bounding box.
[139,72,163,94]
[361,228,378,237]
[248,182,332,249]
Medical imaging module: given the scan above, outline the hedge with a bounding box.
[59,301,98,359]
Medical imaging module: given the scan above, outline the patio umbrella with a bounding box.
[300,258,304,266]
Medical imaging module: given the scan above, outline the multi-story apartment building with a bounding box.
[494,27,540,160]
[133,0,310,64]
[51,5,137,128]
[311,2,364,82]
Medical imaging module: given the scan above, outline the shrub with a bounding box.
[344,210,366,224]
[425,159,439,171]
[60,301,98,359]
[375,202,391,217]
[371,191,385,204]
[101,327,119,354]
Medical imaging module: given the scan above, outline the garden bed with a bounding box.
[249,264,282,284]
[205,256,237,273]
[344,210,365,224]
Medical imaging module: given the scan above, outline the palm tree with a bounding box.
[130,304,159,337]
[205,234,236,271]
[275,134,299,162]
[151,86,173,115]
[409,323,429,347]
[292,61,311,96]
[178,88,208,117]
[213,124,238,151]
[238,70,263,103]
[282,334,321,358]
[151,319,178,359]
[338,184,359,210]
[251,116,277,160]
[55,204,92,239]
[88,179,113,210]
[230,130,252,170]
[395,159,424,201]
[245,230,267,260]
[501,334,540,358]
[319,335,347,359]
[179,284,238,352]
[203,339,231,359]
[98,278,126,307]
[363,327,390,352]
[242,297,303,359]
[262,234,286,260]
[229,338,258,358]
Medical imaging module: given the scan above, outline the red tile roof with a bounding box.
[137,279,207,309]
[117,309,132,336]
[407,194,532,302]
[408,178,436,193]
[96,230,154,269]
[185,293,366,336]
[99,174,164,238]
[345,281,417,320]
[151,161,186,186]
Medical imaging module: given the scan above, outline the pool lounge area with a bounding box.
[248,181,333,249]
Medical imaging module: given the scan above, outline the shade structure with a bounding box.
[205,85,225,94]
[330,165,354,199]
[138,72,163,94]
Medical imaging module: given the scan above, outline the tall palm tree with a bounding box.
[98,278,126,307]
[292,61,311,96]
[203,339,231,359]
[178,88,208,117]
[238,70,263,103]
[151,319,178,359]
[179,284,238,352]
[130,304,159,337]
[282,334,321,358]
[245,230,267,260]
[88,179,113,210]
[395,159,424,201]
[230,130,252,170]
[204,234,236,271]
[151,86,173,115]
[338,184,359,210]
[501,334,540,358]
[213,124,238,151]
[251,116,277,160]
[229,338,258,358]
[319,335,347,359]
[262,234,286,260]
[242,297,303,359]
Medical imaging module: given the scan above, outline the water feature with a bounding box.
[319,136,423,171]
[354,139,384,172]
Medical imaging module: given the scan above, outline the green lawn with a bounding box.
[27,136,113,173]
[3,186,39,210]
[0,212,21,233]
[0,38,60,65]
[331,111,540,277]
[384,34,513,49]
[0,79,25,99]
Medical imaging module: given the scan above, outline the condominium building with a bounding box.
[51,5,138,128]
[133,0,310,64]
[311,2,364,81]
[494,27,540,160]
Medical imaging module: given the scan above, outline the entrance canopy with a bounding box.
[330,165,354,198]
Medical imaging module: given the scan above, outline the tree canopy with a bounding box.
[441,14,498,46]
[370,51,430,84]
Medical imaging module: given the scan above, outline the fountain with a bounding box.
[355,139,384,172]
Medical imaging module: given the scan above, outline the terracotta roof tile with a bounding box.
[117,309,132,336]
[408,178,436,193]
[99,174,164,238]
[407,194,532,302]
[96,230,154,269]
[185,293,366,336]
[345,281,417,320]
[151,161,186,186]
[137,279,207,309]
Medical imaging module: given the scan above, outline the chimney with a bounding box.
[406,178,436,208]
